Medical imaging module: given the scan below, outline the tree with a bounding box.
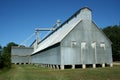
[0,45,4,68]
[2,42,18,68]
[103,25,120,61]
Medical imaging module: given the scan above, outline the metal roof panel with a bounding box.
[33,7,91,54]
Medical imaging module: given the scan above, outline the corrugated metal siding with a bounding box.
[31,44,61,64]
[12,47,33,56]
[12,56,30,64]
[31,7,112,66]
[33,8,91,54]
[61,19,112,65]
[11,47,33,64]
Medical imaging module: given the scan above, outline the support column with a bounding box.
[60,65,64,70]
[102,63,105,68]
[56,65,59,69]
[47,64,49,68]
[53,65,55,69]
[49,64,51,68]
[72,65,75,69]
[110,63,113,67]
[93,64,96,68]
[82,64,86,69]
[50,65,52,68]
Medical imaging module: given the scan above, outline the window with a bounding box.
[81,41,86,49]
[91,42,96,48]
[100,42,106,50]
[71,41,77,47]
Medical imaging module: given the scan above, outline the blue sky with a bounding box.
[0,0,120,47]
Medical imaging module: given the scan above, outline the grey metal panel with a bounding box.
[104,47,113,63]
[31,7,112,66]
[88,43,95,64]
[61,19,113,65]
[31,45,61,65]
[12,47,33,56]
[11,47,33,64]
[12,56,30,63]
[33,8,92,54]
[61,21,83,65]
[61,47,81,65]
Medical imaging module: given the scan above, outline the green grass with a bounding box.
[0,64,120,80]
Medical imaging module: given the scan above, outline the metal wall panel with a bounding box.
[31,7,112,66]
[31,45,61,65]
[11,47,33,64]
[61,20,112,65]
[12,56,30,64]
[33,8,92,54]
[12,47,33,56]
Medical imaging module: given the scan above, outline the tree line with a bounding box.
[103,25,120,61]
[0,25,120,69]
[0,42,18,69]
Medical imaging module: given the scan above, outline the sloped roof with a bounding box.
[33,7,90,54]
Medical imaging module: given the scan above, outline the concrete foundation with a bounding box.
[82,64,86,69]
[60,65,64,70]
[32,63,113,70]
[93,64,96,68]
[50,65,52,68]
[56,65,59,69]
[53,65,55,69]
[72,65,75,69]
[110,63,113,67]
[102,63,105,68]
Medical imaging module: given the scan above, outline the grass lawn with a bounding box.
[0,64,120,80]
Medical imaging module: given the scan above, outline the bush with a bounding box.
[0,42,18,69]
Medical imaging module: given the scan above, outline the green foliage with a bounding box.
[103,25,120,61]
[0,45,3,68]
[0,42,18,69]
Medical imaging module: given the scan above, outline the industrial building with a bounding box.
[11,46,33,64]
[11,7,113,69]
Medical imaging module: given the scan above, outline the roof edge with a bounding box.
[92,21,112,44]
[80,7,92,12]
[37,7,92,45]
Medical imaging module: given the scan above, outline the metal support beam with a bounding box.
[35,28,55,31]
[34,19,61,50]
